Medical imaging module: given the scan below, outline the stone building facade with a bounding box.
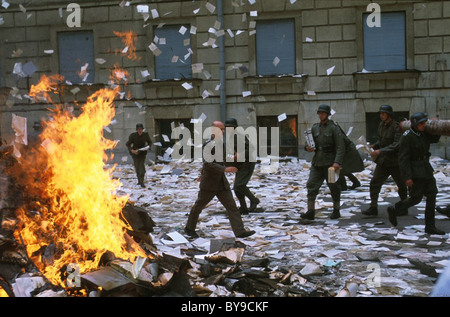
[0,0,449,161]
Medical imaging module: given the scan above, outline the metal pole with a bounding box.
[217,0,226,123]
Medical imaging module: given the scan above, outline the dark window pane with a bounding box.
[154,25,192,80]
[156,119,194,160]
[257,115,298,157]
[58,31,95,84]
[256,20,296,76]
[363,12,406,71]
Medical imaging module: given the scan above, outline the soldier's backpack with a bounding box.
[333,121,365,174]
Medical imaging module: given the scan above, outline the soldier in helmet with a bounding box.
[126,123,152,188]
[302,104,346,221]
[224,118,259,215]
[387,112,444,235]
[28,120,43,149]
[362,105,408,217]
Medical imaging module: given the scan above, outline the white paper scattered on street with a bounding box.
[111,153,450,297]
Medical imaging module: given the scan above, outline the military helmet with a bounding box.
[136,123,144,130]
[225,118,238,128]
[379,105,394,117]
[410,112,428,127]
[317,104,331,115]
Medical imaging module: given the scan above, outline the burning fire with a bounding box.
[114,30,141,61]
[14,74,146,287]
[28,74,64,103]
[287,118,297,139]
[110,64,131,85]
[0,286,8,297]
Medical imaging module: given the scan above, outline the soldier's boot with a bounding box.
[301,200,315,220]
[397,192,409,216]
[362,206,378,217]
[236,194,249,215]
[347,174,361,189]
[425,225,445,235]
[339,177,348,191]
[240,187,259,212]
[330,201,341,219]
[425,202,445,235]
[249,197,260,212]
[387,202,406,227]
[349,180,361,190]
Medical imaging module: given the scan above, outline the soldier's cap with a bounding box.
[225,118,238,128]
[136,123,144,130]
[379,105,394,117]
[317,104,331,115]
[410,112,428,127]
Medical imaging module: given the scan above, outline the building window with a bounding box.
[58,31,95,84]
[154,25,192,80]
[365,111,409,144]
[363,12,406,71]
[256,19,295,76]
[257,115,298,157]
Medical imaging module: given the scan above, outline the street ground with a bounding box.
[113,156,450,297]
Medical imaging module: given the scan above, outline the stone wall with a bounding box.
[0,0,448,160]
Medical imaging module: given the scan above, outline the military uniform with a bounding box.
[387,113,443,235]
[225,118,259,214]
[185,139,254,238]
[364,117,407,215]
[126,127,152,187]
[28,121,43,150]
[303,111,346,220]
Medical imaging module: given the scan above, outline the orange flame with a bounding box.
[0,286,8,297]
[15,81,146,287]
[288,118,297,139]
[110,64,131,85]
[114,30,141,61]
[29,74,64,103]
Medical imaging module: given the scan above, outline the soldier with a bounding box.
[302,104,346,221]
[387,112,444,235]
[28,120,44,150]
[224,118,259,215]
[362,105,408,217]
[126,123,152,188]
[184,121,255,239]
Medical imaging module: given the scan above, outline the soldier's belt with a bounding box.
[316,146,335,153]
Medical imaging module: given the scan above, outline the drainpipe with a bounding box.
[218,0,226,122]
